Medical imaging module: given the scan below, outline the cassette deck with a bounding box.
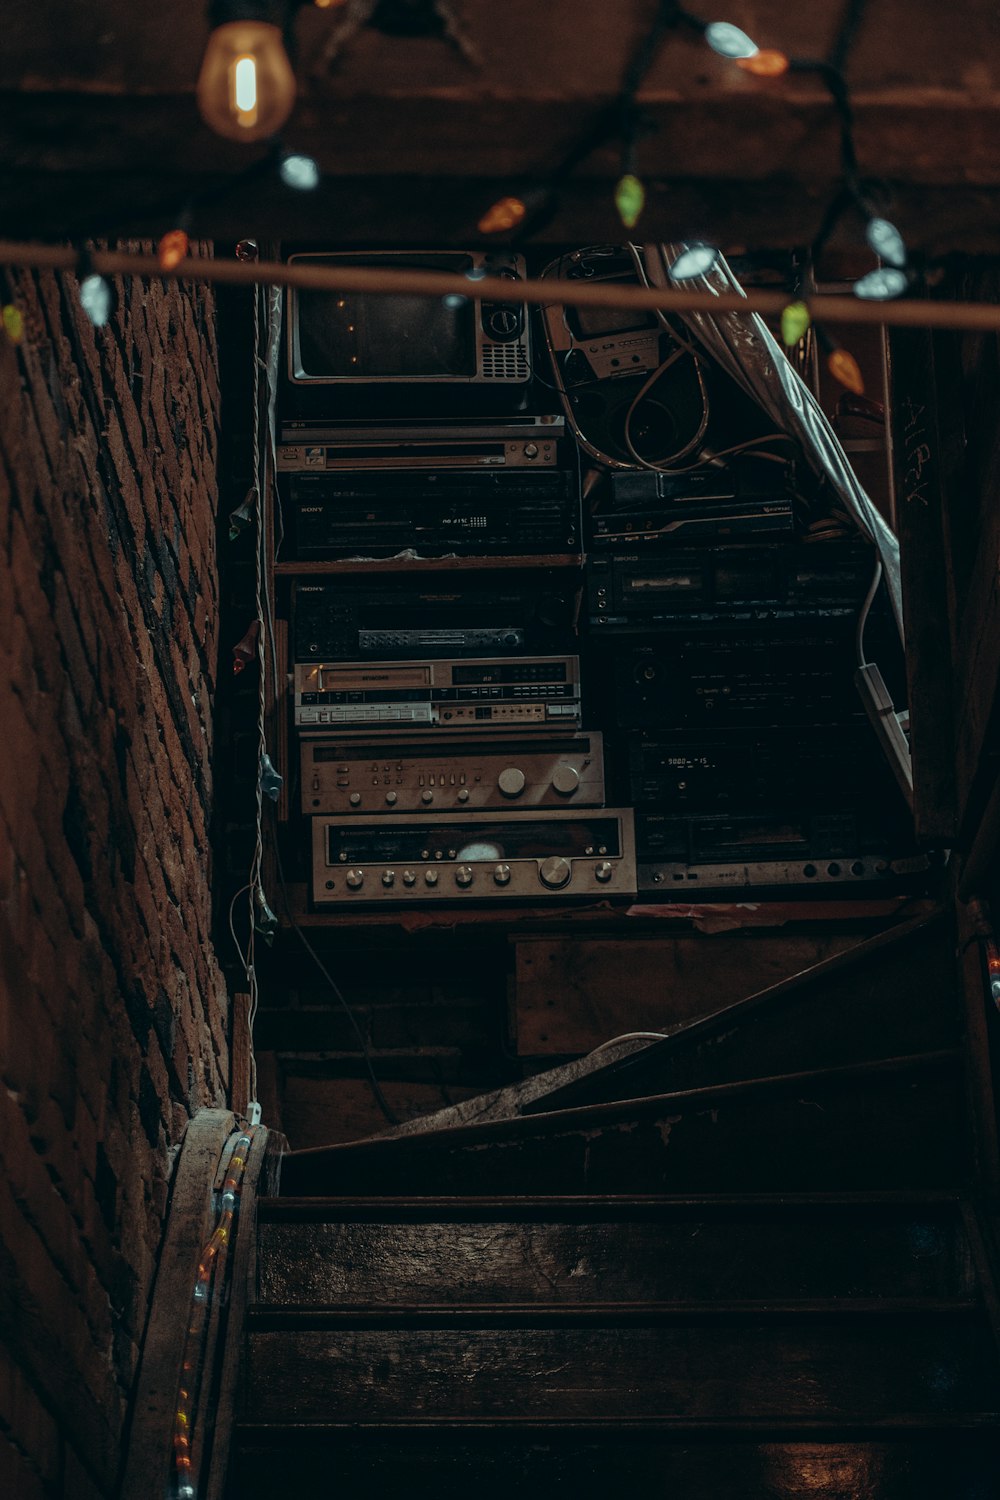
[294,657,581,734]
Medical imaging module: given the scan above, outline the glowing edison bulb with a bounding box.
[196,21,296,143]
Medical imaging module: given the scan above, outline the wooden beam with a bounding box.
[7,240,1000,334]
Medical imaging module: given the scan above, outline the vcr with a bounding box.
[288,468,580,559]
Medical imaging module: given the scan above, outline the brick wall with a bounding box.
[0,251,230,1498]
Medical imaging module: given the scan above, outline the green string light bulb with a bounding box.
[614,173,646,230]
[780,300,811,347]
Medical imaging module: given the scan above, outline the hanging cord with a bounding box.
[242,283,267,1117]
[855,553,883,669]
[268,806,400,1126]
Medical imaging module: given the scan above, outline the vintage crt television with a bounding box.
[282,250,533,420]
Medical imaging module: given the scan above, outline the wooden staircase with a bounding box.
[224,912,1000,1497]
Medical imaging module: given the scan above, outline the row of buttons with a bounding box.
[322,860,617,892]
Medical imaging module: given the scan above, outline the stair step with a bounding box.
[256,1195,974,1307]
[524,912,957,1115]
[248,1300,983,1325]
[227,1430,1000,1498]
[240,1307,999,1425]
[278,1051,966,1197]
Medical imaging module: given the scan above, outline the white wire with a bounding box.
[245,283,266,1110]
[855,553,883,669]
[590,1030,671,1053]
[227,882,251,973]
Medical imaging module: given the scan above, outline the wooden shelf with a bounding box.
[274,554,584,577]
[277,882,938,936]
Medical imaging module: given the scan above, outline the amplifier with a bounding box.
[587,542,873,630]
[310,807,637,906]
[636,806,930,896]
[626,725,905,813]
[301,733,604,814]
[638,850,931,896]
[293,575,579,661]
[288,468,580,559]
[279,415,565,468]
[611,631,859,730]
[293,656,581,733]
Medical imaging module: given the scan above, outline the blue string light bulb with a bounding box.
[668,245,719,280]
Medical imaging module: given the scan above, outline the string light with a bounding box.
[737,48,789,77]
[827,347,865,395]
[2,304,23,344]
[477,196,527,235]
[704,20,758,58]
[865,216,907,269]
[79,271,113,328]
[780,299,811,347]
[279,152,320,191]
[157,229,190,272]
[853,266,908,300]
[668,245,719,280]
[614,173,646,230]
[170,1129,255,1500]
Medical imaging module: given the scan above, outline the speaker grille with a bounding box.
[482,342,529,379]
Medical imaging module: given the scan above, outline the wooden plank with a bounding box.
[227,1431,1000,1500]
[888,325,960,842]
[278,1053,966,1197]
[244,1314,998,1424]
[204,1126,274,1500]
[230,992,251,1119]
[513,932,866,1055]
[256,1206,972,1308]
[120,1108,235,1500]
[522,911,955,1111]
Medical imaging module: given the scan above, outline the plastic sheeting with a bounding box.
[642,243,904,641]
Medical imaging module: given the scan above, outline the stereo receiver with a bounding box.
[300,733,605,814]
[310,808,637,906]
[293,657,581,733]
[626,725,907,814]
[293,577,579,661]
[288,469,580,559]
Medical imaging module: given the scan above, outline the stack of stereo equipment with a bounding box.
[585,533,925,895]
[293,578,637,906]
[275,240,922,911]
[278,249,635,909]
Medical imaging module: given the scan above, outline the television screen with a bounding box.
[291,253,478,381]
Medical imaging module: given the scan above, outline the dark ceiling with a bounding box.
[2,0,1000,255]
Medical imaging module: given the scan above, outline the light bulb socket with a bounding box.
[209,0,291,31]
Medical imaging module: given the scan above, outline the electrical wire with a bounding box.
[228,883,252,974]
[267,807,400,1126]
[855,552,883,669]
[590,1030,671,1053]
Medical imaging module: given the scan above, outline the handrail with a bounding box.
[119,1109,282,1500]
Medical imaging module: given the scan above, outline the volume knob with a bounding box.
[346,868,364,890]
[538,856,572,890]
[455,865,474,888]
[551,764,580,796]
[498,766,526,798]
